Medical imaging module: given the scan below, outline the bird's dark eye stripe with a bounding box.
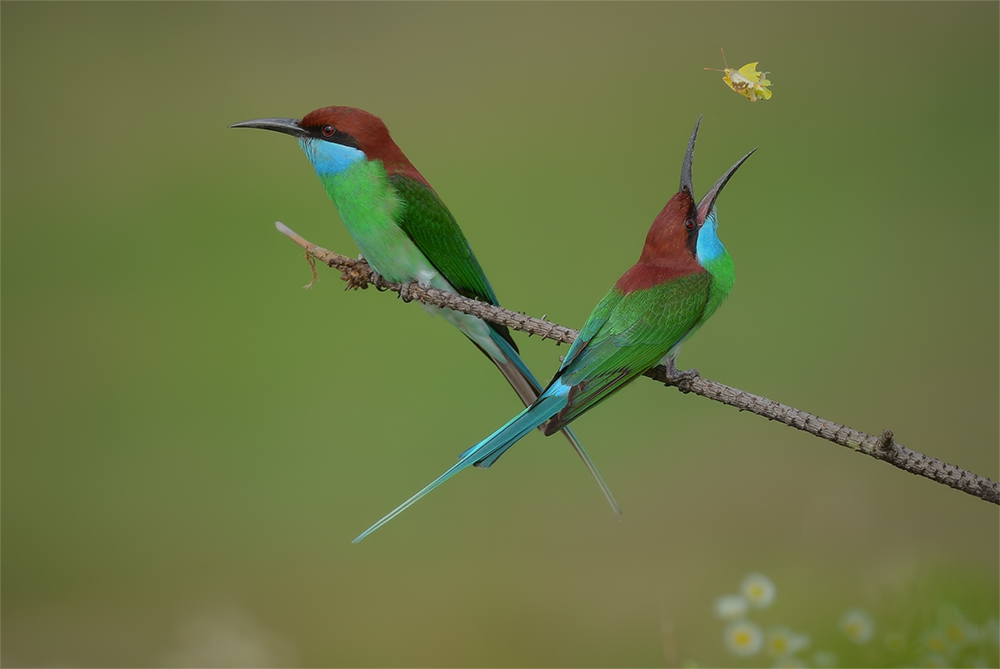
[309,124,360,149]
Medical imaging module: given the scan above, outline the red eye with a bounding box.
[322,125,335,137]
[685,219,696,230]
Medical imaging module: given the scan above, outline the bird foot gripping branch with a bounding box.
[661,361,702,393]
[330,254,385,292]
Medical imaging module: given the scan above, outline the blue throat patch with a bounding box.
[298,137,366,177]
[696,207,726,265]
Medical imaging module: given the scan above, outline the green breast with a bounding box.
[319,160,423,285]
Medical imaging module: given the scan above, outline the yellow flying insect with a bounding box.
[706,48,772,102]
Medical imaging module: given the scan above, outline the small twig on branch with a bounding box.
[274,221,1000,506]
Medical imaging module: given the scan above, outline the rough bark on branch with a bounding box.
[275,222,1000,506]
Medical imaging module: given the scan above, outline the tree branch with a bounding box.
[275,222,1000,506]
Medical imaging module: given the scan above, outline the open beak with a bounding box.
[697,148,756,223]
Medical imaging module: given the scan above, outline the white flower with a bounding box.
[725,620,764,657]
[766,626,810,657]
[938,607,977,648]
[944,620,978,648]
[840,609,875,644]
[740,573,776,609]
[714,594,749,621]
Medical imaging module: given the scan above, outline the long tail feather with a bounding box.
[353,387,569,543]
[486,331,621,518]
[559,426,622,520]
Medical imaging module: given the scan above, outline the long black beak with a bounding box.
[229,117,306,138]
[680,116,701,196]
[697,148,756,223]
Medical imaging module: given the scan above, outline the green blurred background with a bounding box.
[2,2,997,667]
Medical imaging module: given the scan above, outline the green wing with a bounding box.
[544,273,712,433]
[390,174,499,306]
[557,288,626,372]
